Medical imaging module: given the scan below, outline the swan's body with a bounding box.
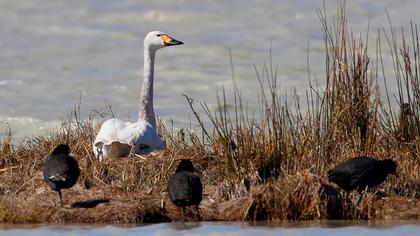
[93,31,183,161]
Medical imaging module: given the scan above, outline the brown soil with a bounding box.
[2,160,420,224]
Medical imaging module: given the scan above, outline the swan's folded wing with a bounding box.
[134,121,165,155]
[93,118,135,159]
[94,118,130,145]
[93,119,165,158]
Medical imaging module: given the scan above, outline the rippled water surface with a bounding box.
[0,0,418,139]
[2,221,420,236]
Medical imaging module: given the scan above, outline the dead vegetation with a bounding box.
[1,1,420,224]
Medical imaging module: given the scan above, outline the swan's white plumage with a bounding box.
[93,31,182,161]
[93,118,164,161]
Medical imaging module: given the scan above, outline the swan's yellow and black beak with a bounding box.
[160,34,183,46]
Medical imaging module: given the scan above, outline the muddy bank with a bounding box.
[1,168,420,224]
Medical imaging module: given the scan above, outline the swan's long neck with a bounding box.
[139,46,157,128]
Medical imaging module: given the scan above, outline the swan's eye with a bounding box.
[156,34,162,37]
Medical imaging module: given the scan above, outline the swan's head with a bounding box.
[144,31,183,51]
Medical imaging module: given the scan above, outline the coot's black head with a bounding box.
[51,144,71,155]
[176,159,194,173]
[381,159,397,175]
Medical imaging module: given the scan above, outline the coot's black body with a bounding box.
[168,159,202,219]
[328,156,397,191]
[43,144,80,205]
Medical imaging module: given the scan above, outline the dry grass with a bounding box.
[1,1,420,224]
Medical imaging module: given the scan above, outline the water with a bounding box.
[1,0,418,140]
[1,221,420,236]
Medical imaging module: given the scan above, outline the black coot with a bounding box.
[43,144,80,206]
[328,156,397,191]
[168,159,202,220]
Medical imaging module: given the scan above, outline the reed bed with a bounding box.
[1,1,420,223]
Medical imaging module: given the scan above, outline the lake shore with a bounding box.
[1,155,420,224]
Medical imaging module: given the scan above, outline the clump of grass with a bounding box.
[246,171,328,221]
[1,1,420,224]
[185,1,383,186]
[0,197,44,223]
[245,171,379,221]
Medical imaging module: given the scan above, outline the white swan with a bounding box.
[93,31,183,161]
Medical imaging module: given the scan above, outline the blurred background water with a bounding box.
[0,0,417,139]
